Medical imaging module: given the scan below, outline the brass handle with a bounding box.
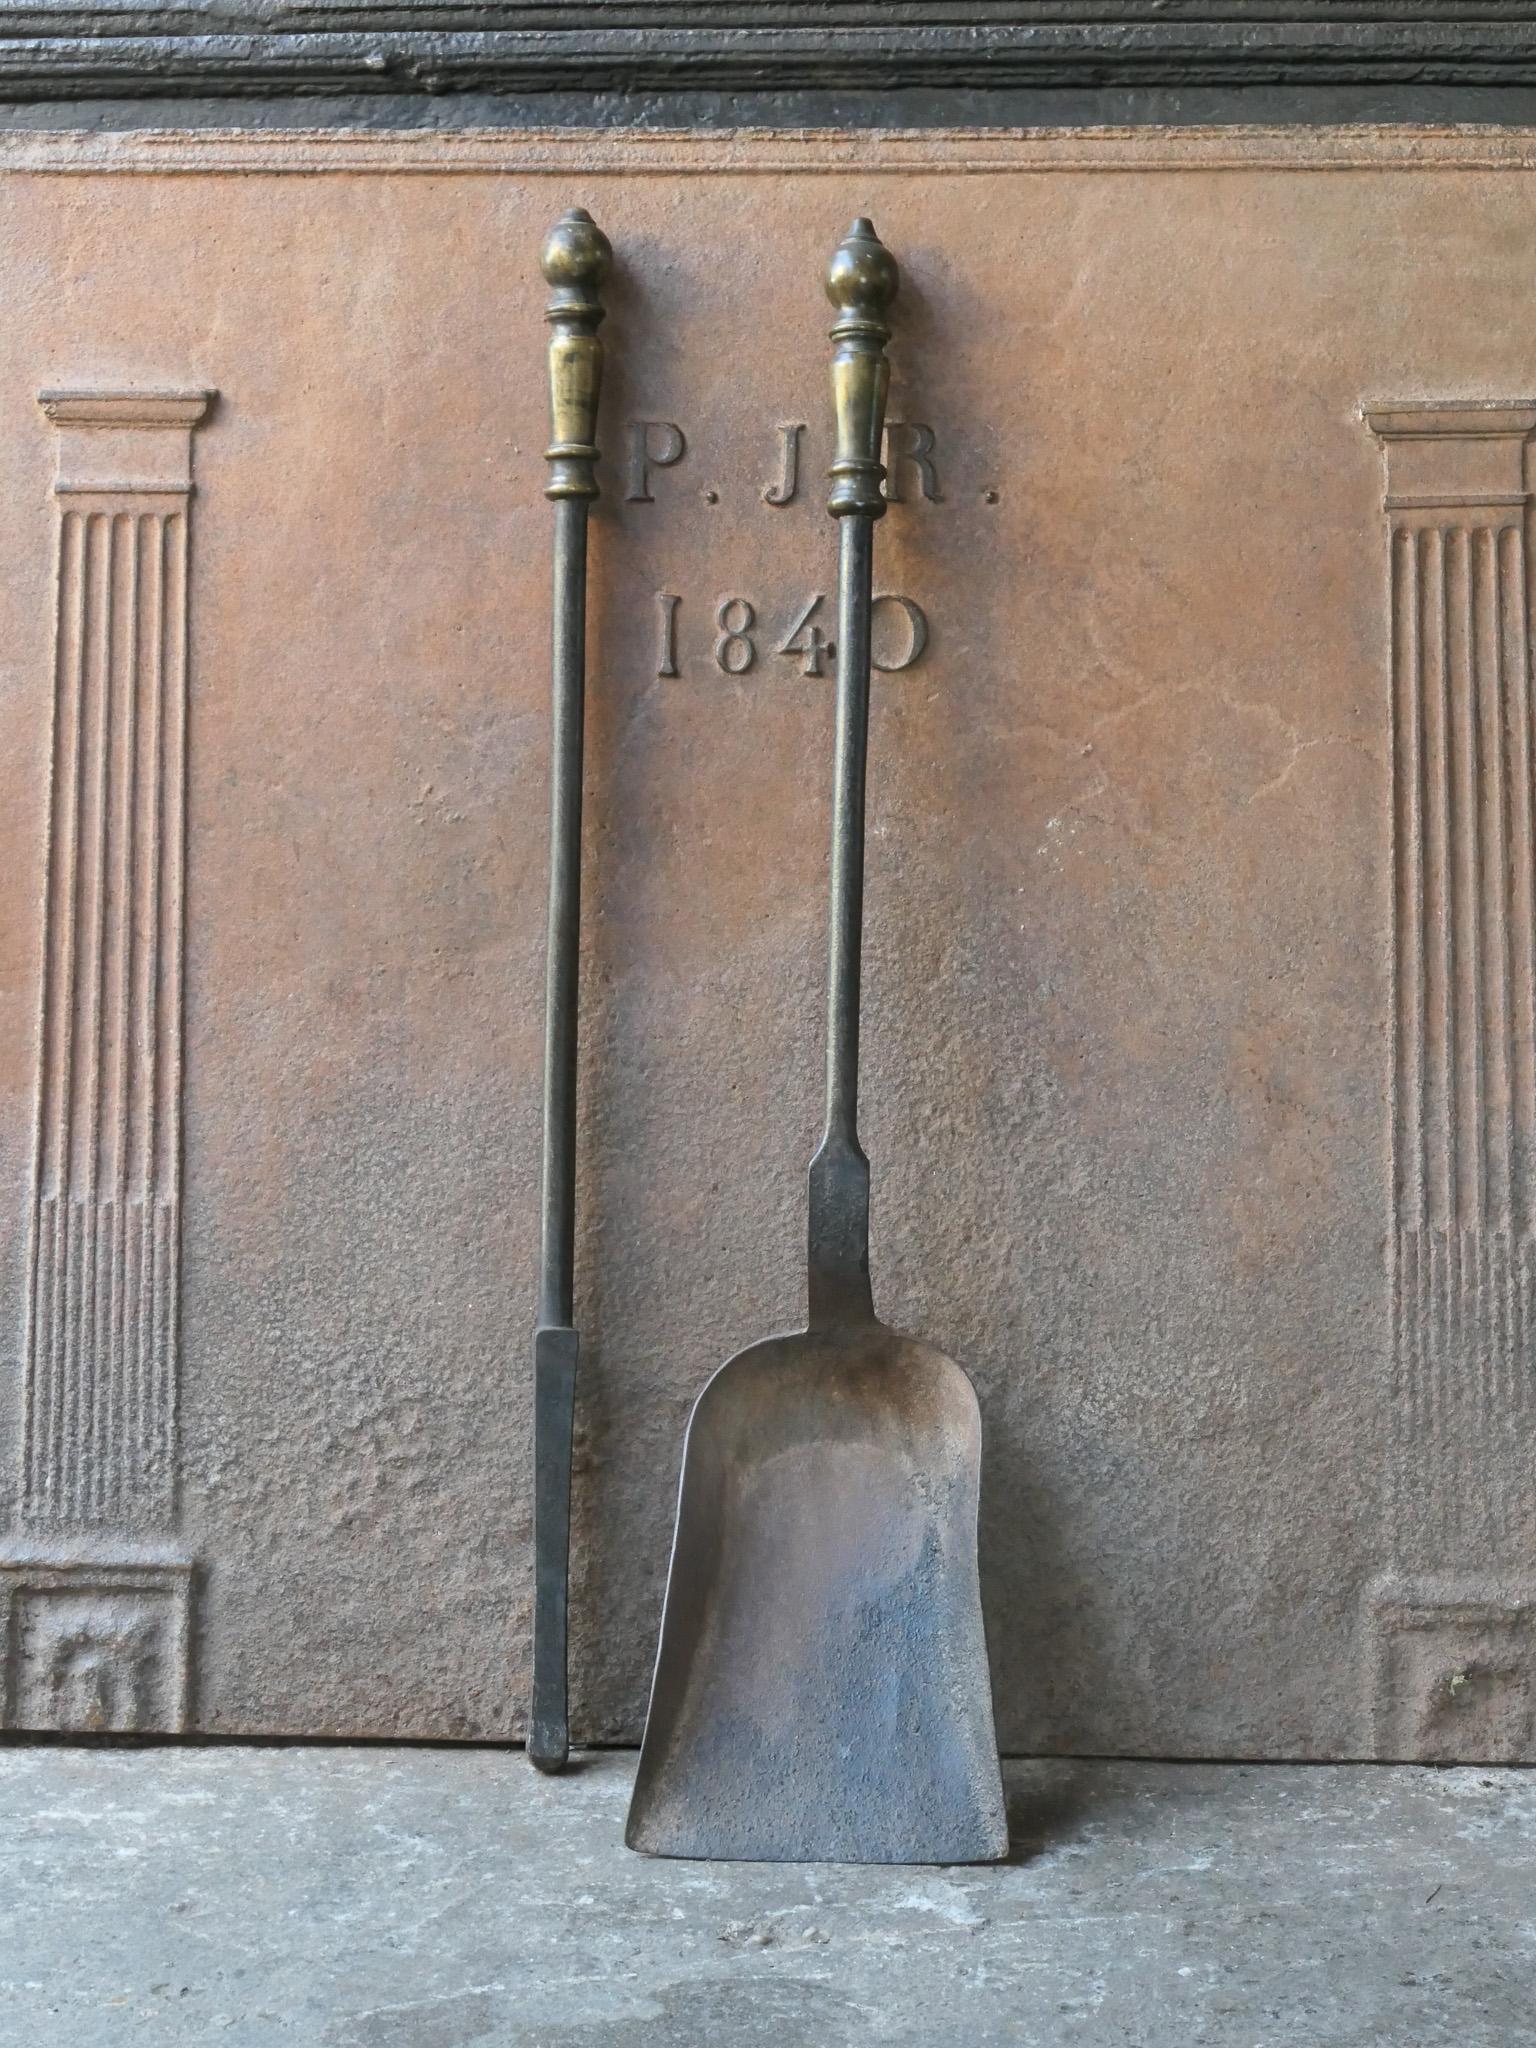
[826,216,898,520]
[543,207,611,501]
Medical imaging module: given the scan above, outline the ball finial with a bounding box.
[541,207,612,295]
[825,217,899,322]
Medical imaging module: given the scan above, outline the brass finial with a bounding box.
[543,208,612,501]
[826,217,899,520]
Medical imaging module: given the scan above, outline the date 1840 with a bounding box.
[654,591,929,680]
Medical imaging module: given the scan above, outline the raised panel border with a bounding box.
[7,6,1536,108]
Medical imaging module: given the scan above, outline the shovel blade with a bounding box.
[627,1325,1007,1863]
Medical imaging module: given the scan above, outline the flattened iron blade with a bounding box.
[626,1327,1008,1863]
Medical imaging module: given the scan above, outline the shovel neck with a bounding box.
[810,517,879,1331]
[823,515,874,1145]
[808,1128,875,1328]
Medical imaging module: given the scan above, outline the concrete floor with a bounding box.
[0,1748,1532,2046]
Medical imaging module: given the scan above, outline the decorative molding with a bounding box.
[13,1,1535,19]
[0,1545,193,1732]
[6,6,1536,102]
[20,383,210,1532]
[1365,403,1536,1759]
[1370,401,1536,1565]
[3,385,211,1734]
[15,123,1536,177]
[1366,401,1536,441]
[38,390,214,429]
[1367,1577,1536,1764]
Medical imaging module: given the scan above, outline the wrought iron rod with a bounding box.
[531,207,609,1776]
[807,216,895,1332]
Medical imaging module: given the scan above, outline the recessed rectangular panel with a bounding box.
[0,128,1530,1751]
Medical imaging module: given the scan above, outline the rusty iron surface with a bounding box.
[627,1331,1006,1860]
[0,126,1533,1757]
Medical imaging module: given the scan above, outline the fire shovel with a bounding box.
[625,219,1008,1862]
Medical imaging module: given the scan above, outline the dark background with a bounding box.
[8,4,1536,128]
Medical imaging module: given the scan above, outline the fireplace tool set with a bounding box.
[532,209,1006,1863]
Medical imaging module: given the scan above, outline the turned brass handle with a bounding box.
[543,207,611,502]
[826,216,899,521]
